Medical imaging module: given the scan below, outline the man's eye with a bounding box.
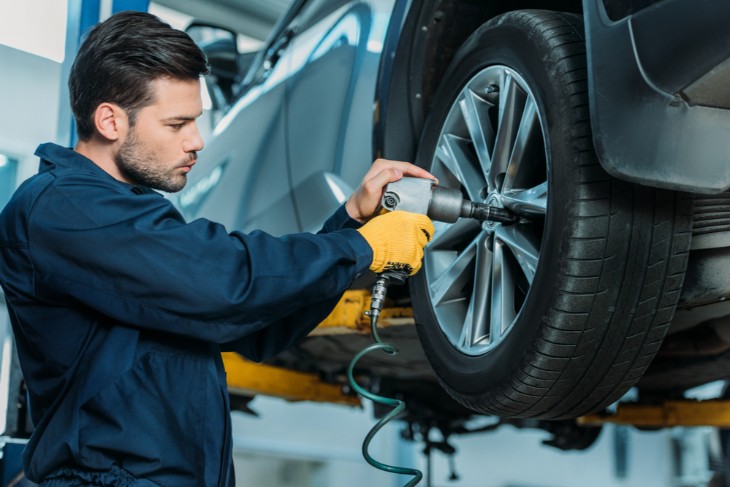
[170,123,185,130]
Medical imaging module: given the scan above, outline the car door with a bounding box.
[283,0,397,232]
[175,2,305,237]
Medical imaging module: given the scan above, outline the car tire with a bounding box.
[410,10,692,419]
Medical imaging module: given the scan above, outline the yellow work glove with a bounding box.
[357,211,434,276]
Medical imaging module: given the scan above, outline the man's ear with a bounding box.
[94,103,129,141]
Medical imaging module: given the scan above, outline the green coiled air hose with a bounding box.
[347,272,423,486]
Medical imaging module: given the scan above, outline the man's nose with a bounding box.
[183,124,204,153]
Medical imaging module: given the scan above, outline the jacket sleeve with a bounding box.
[220,294,342,361]
[28,179,372,344]
[318,203,363,234]
[221,204,367,361]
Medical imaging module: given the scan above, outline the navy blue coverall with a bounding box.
[0,143,373,486]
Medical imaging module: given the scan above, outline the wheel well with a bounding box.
[377,0,583,162]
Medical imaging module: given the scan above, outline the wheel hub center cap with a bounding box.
[483,193,502,231]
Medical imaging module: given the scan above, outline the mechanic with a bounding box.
[0,11,435,487]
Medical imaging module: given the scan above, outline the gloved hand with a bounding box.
[357,211,434,276]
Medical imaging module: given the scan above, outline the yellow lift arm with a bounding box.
[308,289,415,335]
[222,352,360,407]
[223,290,414,406]
[579,400,730,428]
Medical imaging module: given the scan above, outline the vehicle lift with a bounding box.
[225,288,730,429]
[222,289,730,485]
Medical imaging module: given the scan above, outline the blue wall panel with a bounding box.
[112,0,150,14]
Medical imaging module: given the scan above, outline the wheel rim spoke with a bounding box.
[430,237,478,307]
[459,88,495,182]
[502,181,548,215]
[429,218,481,251]
[489,71,526,191]
[495,225,540,285]
[436,134,485,202]
[490,239,516,339]
[503,98,539,193]
[460,233,492,350]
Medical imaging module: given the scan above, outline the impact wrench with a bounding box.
[369,176,517,324]
[347,177,517,486]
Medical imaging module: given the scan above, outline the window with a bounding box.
[0,0,68,62]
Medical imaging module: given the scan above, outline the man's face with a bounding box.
[115,77,204,193]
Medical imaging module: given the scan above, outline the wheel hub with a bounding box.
[483,193,503,232]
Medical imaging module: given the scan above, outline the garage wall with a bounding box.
[0,45,64,187]
[231,399,416,487]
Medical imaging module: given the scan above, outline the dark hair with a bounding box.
[69,11,209,140]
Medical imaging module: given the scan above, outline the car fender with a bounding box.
[584,0,730,193]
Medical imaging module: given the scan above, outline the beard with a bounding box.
[115,131,193,193]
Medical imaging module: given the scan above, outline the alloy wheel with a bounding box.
[424,65,548,356]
